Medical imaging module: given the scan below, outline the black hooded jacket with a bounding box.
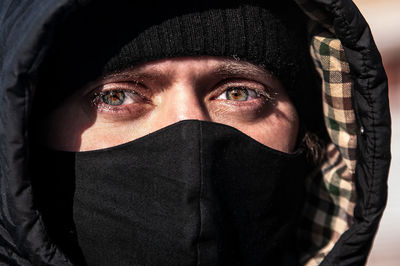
[0,0,391,265]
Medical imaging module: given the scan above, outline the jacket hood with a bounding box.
[0,0,390,265]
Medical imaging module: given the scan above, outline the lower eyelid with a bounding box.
[91,91,154,117]
[94,103,152,121]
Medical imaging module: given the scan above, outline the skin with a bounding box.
[43,57,299,153]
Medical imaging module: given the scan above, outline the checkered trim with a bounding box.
[292,2,359,262]
[311,30,358,172]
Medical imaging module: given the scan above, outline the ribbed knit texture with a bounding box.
[37,0,314,112]
[103,4,307,91]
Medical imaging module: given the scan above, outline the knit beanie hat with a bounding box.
[36,0,316,113]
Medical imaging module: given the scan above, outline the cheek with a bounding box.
[79,125,135,151]
[78,114,160,151]
[234,102,299,153]
[44,105,90,151]
[42,95,101,151]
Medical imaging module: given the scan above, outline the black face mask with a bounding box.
[33,120,306,266]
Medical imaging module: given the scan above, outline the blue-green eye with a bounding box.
[101,90,126,106]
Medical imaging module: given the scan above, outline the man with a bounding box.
[0,0,390,265]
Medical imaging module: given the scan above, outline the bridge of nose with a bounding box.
[159,81,211,123]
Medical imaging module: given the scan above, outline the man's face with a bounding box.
[43,57,299,153]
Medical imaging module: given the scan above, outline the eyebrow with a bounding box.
[107,60,271,78]
[104,71,165,83]
[98,69,173,89]
[98,59,274,89]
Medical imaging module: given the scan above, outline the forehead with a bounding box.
[99,56,277,84]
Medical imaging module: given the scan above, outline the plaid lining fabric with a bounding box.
[294,1,359,264]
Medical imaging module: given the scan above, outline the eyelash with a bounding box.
[211,79,276,103]
[90,83,151,115]
[89,80,277,115]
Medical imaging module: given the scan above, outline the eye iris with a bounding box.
[226,88,248,101]
[102,91,125,106]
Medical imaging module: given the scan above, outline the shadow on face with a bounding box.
[37,56,299,153]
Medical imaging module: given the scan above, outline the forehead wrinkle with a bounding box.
[214,61,271,79]
[105,68,172,87]
[106,71,161,82]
